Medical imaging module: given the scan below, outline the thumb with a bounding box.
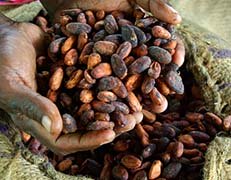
[8,84,63,138]
[135,0,182,25]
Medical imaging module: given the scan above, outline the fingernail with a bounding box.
[42,116,51,132]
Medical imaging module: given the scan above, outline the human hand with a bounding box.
[40,0,181,25]
[0,13,115,155]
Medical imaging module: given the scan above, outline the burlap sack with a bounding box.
[0,1,230,179]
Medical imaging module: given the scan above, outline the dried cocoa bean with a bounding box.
[112,165,128,180]
[77,32,88,51]
[164,70,184,94]
[121,25,138,48]
[49,67,64,91]
[95,112,110,122]
[92,100,115,113]
[111,101,130,114]
[64,48,78,66]
[98,76,118,91]
[121,155,142,169]
[162,162,182,179]
[104,14,119,34]
[148,46,172,64]
[62,114,77,134]
[66,22,92,35]
[97,91,117,102]
[65,69,83,89]
[141,76,155,94]
[91,63,112,79]
[86,121,115,131]
[85,10,96,27]
[112,78,128,98]
[111,54,128,79]
[128,56,151,74]
[94,41,118,56]
[152,26,171,39]
[148,160,162,179]
[116,41,132,59]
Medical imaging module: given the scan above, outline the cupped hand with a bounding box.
[40,0,181,25]
[0,13,115,155]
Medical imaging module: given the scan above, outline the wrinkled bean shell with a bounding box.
[104,14,119,34]
[148,46,172,64]
[128,56,151,74]
[121,25,138,48]
[86,121,115,131]
[94,41,118,56]
[92,100,115,113]
[164,70,184,94]
[111,54,127,79]
[66,22,92,35]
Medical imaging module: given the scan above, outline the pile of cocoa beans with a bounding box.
[36,8,185,134]
[25,95,231,179]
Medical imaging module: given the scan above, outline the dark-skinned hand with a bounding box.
[0,0,182,155]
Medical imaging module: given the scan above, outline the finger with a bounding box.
[135,0,181,25]
[149,0,182,24]
[9,84,62,138]
[172,37,185,67]
[55,130,115,154]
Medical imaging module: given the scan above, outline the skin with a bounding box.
[0,0,182,155]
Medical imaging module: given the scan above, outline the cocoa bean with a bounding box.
[77,12,87,24]
[189,131,210,142]
[94,41,118,56]
[92,100,115,113]
[164,70,184,94]
[86,121,115,131]
[98,76,118,91]
[125,74,142,92]
[64,48,78,66]
[77,32,88,51]
[93,29,107,42]
[91,63,112,79]
[111,54,128,79]
[80,89,94,103]
[95,112,110,122]
[97,91,117,102]
[133,170,148,180]
[162,162,182,179]
[85,10,96,27]
[112,165,129,180]
[104,14,119,34]
[141,76,155,94]
[49,67,64,91]
[121,155,142,169]
[61,36,77,54]
[148,61,161,79]
[104,34,123,45]
[96,10,105,20]
[66,22,92,35]
[62,114,77,134]
[126,92,142,112]
[112,78,128,98]
[121,25,138,48]
[152,26,171,39]
[148,46,172,64]
[65,69,83,89]
[128,56,151,74]
[116,41,132,59]
[148,160,162,179]
[111,101,130,114]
